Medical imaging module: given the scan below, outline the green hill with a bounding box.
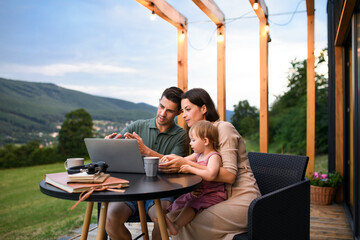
[0,78,157,146]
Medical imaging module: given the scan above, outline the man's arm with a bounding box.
[122,132,163,157]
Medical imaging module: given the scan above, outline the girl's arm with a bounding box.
[179,154,221,182]
[160,153,236,184]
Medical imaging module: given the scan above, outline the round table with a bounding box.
[40,172,202,240]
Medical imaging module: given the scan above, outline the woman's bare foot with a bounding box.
[164,215,179,235]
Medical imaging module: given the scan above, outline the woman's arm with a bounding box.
[214,167,236,184]
[212,121,240,185]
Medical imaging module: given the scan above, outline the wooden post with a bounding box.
[259,18,269,153]
[191,0,226,120]
[306,0,315,177]
[335,46,344,202]
[217,25,226,121]
[249,0,269,153]
[177,27,188,129]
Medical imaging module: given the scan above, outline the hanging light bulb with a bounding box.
[253,1,259,10]
[150,10,156,21]
[179,31,185,41]
[217,32,224,42]
[265,22,269,33]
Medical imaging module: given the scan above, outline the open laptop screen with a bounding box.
[84,138,145,173]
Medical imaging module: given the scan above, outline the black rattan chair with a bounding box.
[233,152,310,240]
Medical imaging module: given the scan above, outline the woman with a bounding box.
[159,88,261,239]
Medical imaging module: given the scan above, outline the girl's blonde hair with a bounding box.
[189,120,219,150]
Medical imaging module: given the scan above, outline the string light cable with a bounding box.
[268,0,307,26]
[186,0,309,51]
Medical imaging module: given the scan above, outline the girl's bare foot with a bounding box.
[154,215,179,236]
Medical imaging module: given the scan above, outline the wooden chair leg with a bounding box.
[80,202,94,240]
[96,202,108,240]
[137,200,149,240]
[154,199,169,240]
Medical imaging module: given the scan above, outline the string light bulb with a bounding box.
[217,32,224,42]
[265,22,269,33]
[150,10,156,21]
[179,31,185,41]
[253,1,259,10]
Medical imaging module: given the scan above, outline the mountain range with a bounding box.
[0,77,234,146]
[0,78,157,146]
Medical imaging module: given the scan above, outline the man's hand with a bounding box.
[123,132,149,156]
[105,133,122,139]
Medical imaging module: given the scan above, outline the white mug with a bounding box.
[144,157,159,177]
[64,158,84,170]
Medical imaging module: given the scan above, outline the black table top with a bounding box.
[40,172,202,202]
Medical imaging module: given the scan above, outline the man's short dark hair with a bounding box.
[161,87,184,111]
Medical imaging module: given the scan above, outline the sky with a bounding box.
[0,0,328,110]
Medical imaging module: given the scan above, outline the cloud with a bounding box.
[1,63,136,76]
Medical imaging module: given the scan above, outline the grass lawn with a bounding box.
[0,151,329,239]
[0,162,97,240]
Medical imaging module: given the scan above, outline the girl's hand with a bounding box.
[158,156,186,173]
[179,164,191,173]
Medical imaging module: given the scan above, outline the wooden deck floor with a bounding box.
[311,203,353,239]
[62,203,354,240]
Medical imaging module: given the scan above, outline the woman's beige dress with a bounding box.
[172,120,261,240]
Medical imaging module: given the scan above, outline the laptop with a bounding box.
[84,138,145,173]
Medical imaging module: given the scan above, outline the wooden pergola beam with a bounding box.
[192,0,225,25]
[136,0,187,30]
[192,0,226,120]
[306,0,314,14]
[249,0,268,19]
[335,0,356,46]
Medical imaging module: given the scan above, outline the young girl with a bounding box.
[160,120,227,236]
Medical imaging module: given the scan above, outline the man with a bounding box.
[105,87,188,240]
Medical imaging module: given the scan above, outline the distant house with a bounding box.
[327,1,360,238]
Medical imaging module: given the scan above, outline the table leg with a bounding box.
[137,200,149,240]
[96,202,108,240]
[80,202,94,240]
[154,198,169,240]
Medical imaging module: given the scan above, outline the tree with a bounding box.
[269,49,328,155]
[231,100,259,140]
[58,108,93,157]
